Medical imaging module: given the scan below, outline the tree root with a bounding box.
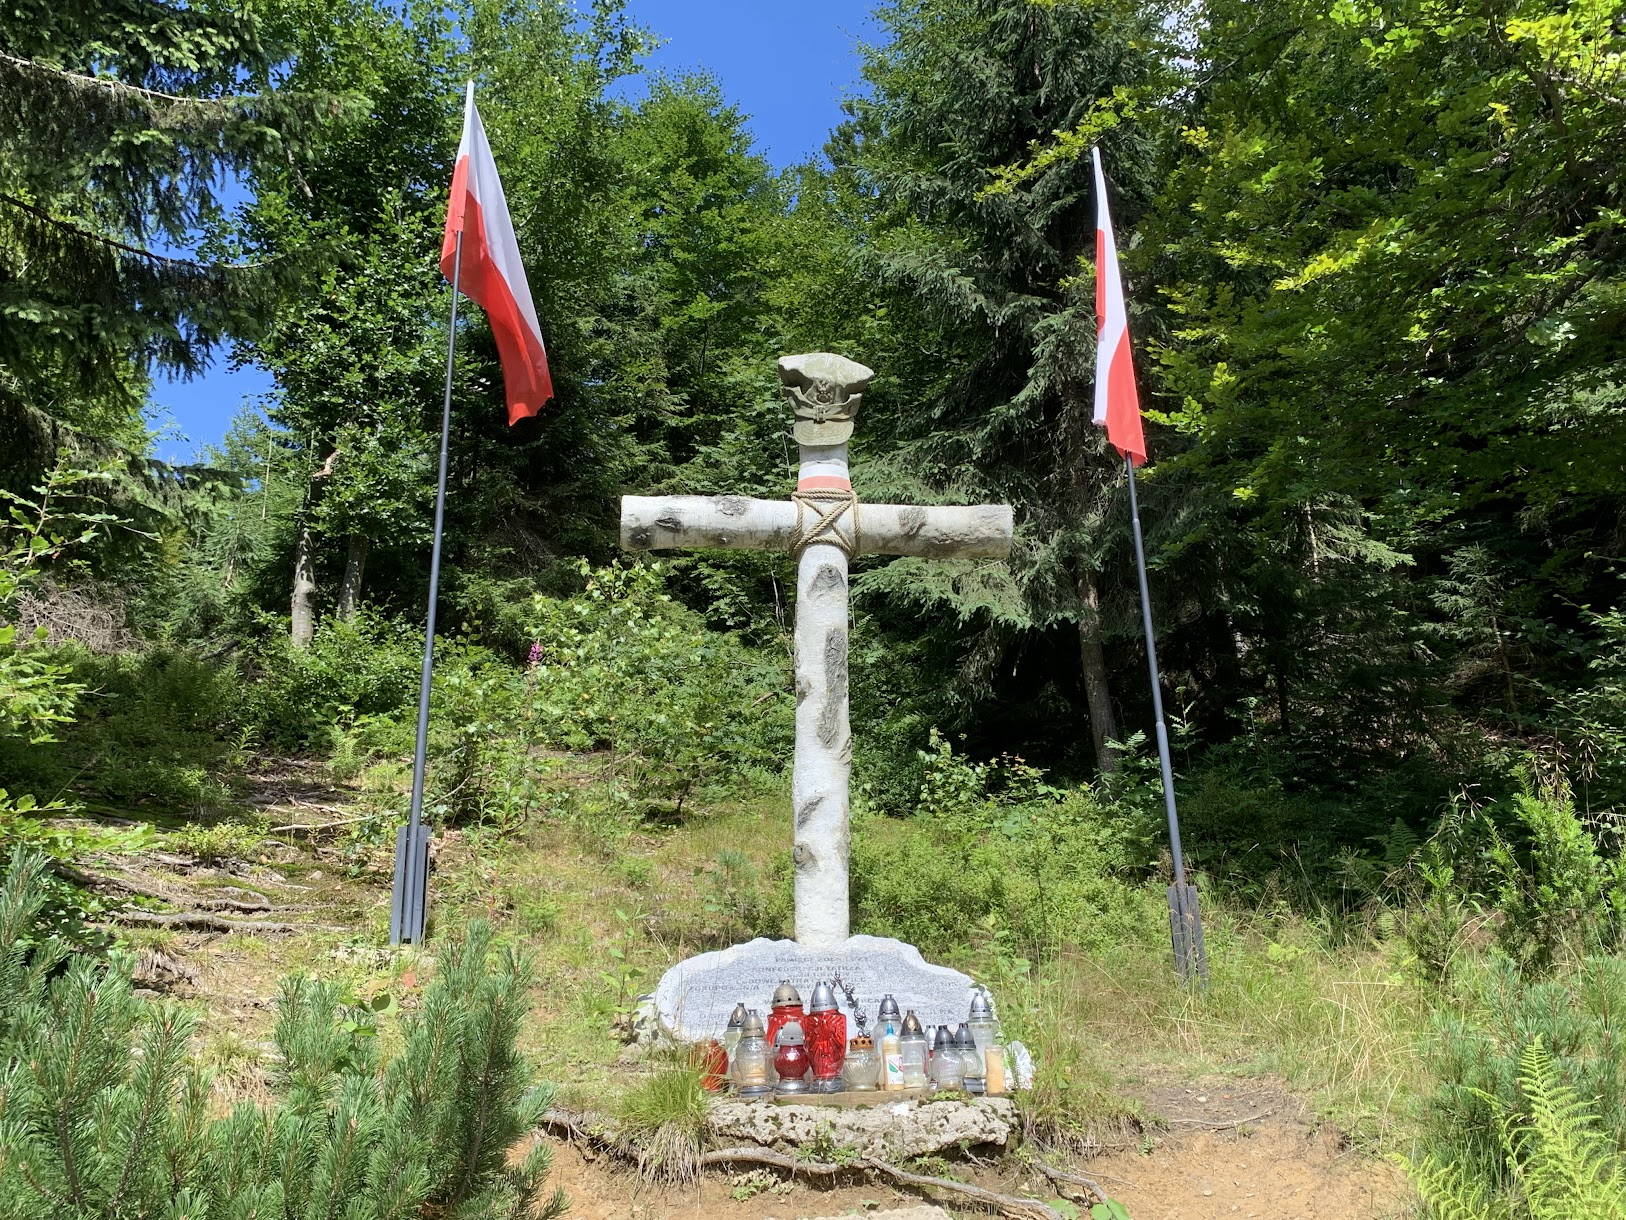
[1030,1155,1111,1204]
[700,1146,1066,1220]
[108,910,331,934]
[540,1108,1065,1220]
[1165,1110,1272,1130]
[50,859,278,913]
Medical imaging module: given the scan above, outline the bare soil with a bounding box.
[539,1074,1407,1220]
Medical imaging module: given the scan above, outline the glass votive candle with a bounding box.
[843,1035,880,1091]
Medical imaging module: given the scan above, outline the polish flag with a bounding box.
[1091,147,1147,466]
[441,83,553,424]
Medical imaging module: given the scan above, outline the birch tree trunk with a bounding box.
[290,519,318,649]
[337,534,369,620]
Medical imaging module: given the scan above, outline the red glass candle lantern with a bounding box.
[694,1038,729,1092]
[772,1019,810,1094]
[765,979,805,1052]
[806,981,848,1093]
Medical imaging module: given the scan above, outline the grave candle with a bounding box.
[723,1001,748,1071]
[773,1020,810,1095]
[968,992,996,1055]
[931,1025,963,1090]
[899,1010,928,1089]
[732,1010,772,1098]
[806,980,847,1093]
[766,980,805,1054]
[955,1023,984,1094]
[843,1034,879,1091]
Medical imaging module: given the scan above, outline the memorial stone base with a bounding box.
[707,1095,1017,1160]
[653,935,977,1042]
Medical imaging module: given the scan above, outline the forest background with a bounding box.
[2,0,1625,1217]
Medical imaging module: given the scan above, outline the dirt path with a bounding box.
[540,1075,1407,1220]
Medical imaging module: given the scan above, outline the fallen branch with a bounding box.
[50,860,277,913]
[701,1146,1066,1220]
[1030,1156,1111,1203]
[1164,1110,1273,1131]
[108,911,335,934]
[267,812,378,835]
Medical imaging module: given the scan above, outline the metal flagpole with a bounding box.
[390,227,464,946]
[1124,453,1209,985]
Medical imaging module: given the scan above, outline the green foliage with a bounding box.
[1423,956,1626,1200]
[614,1059,710,1182]
[243,610,424,749]
[1410,1039,1626,1220]
[854,732,1158,963]
[1482,779,1625,970]
[0,459,117,742]
[526,561,791,813]
[0,0,344,475]
[0,846,565,1220]
[173,817,267,865]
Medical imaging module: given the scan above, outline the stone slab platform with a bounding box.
[707,1095,1017,1160]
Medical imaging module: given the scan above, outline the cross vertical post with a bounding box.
[789,439,855,948]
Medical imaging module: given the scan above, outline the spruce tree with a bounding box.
[831,0,1176,771]
[0,0,335,480]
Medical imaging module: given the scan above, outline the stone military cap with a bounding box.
[778,352,875,446]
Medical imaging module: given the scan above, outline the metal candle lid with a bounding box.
[878,994,901,1020]
[900,1010,925,1038]
[771,980,803,1008]
[727,1002,748,1030]
[775,1019,806,1047]
[954,1022,975,1047]
[933,1026,952,1050]
[969,992,993,1019]
[850,1034,874,1050]
[809,980,838,1013]
[741,1010,766,1039]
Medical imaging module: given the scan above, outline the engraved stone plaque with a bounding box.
[654,935,977,1041]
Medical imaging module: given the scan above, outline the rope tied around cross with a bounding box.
[789,486,860,559]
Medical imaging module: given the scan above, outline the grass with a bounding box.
[613,1058,712,1182]
[105,732,1443,1189]
[419,789,1440,1167]
[1014,908,1437,1151]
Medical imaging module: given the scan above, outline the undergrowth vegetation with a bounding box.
[4,546,1624,1215]
[0,848,566,1220]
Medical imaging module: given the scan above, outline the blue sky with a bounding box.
[147,0,881,465]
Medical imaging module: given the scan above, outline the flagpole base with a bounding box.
[389,823,431,944]
[1167,882,1209,987]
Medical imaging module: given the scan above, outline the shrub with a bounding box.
[524,561,792,814]
[1409,1038,1626,1220]
[242,609,425,748]
[853,732,1156,964]
[0,846,566,1220]
[1423,954,1626,1197]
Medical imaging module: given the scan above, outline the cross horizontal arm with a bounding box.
[621,495,1013,559]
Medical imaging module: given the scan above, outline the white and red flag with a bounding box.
[1091,146,1147,466]
[441,82,553,424]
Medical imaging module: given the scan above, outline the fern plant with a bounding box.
[0,846,565,1220]
[1409,1038,1626,1220]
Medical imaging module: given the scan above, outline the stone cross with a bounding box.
[621,354,1013,948]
